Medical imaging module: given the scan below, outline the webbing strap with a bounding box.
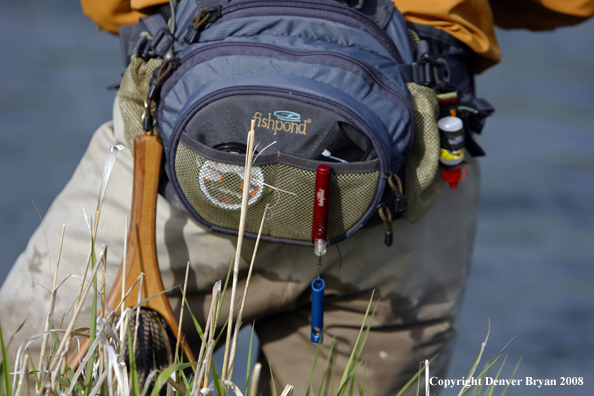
[333,0,395,29]
[119,13,184,66]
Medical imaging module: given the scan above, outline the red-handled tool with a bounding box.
[312,164,332,257]
[311,164,331,344]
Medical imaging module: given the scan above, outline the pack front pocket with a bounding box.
[173,133,381,245]
[158,42,412,245]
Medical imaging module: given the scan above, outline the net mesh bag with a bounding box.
[118,308,176,393]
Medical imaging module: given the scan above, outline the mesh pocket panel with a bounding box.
[175,142,379,242]
[118,55,163,151]
[402,82,443,223]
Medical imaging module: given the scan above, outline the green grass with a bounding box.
[0,270,520,396]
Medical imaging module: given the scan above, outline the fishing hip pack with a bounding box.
[118,0,488,247]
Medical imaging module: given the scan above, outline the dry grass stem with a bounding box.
[14,355,28,396]
[248,362,262,396]
[174,262,191,365]
[280,384,294,396]
[227,203,269,380]
[194,281,221,396]
[222,121,256,381]
[38,224,66,382]
[131,277,144,368]
[44,245,108,385]
[89,370,109,396]
[121,216,128,333]
[194,341,215,396]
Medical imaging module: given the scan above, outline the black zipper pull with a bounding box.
[388,174,408,215]
[184,6,223,44]
[377,204,393,247]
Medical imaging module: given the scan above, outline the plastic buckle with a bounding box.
[150,28,175,58]
[433,58,450,85]
[412,54,450,86]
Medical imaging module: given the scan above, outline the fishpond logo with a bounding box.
[252,111,311,136]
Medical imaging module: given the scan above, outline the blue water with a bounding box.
[1,2,593,395]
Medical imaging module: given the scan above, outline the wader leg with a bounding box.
[253,158,480,396]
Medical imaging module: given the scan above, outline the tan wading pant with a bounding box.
[0,97,480,396]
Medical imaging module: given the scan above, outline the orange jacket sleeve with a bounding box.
[393,0,500,73]
[394,0,594,72]
[80,0,169,34]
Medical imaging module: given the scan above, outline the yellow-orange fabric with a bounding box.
[80,0,594,72]
[395,0,594,72]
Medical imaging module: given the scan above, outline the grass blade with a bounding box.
[307,332,325,396]
[0,321,12,396]
[128,327,140,396]
[245,323,256,393]
[211,359,226,396]
[149,363,195,396]
[269,360,277,396]
[336,292,376,396]
[486,356,507,396]
[499,356,522,396]
[184,296,204,341]
[317,338,337,396]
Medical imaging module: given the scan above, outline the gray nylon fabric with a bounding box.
[197,15,397,61]
[159,58,406,167]
[142,13,169,37]
[334,0,395,29]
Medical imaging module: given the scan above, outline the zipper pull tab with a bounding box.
[387,174,407,215]
[377,204,393,247]
[184,6,223,44]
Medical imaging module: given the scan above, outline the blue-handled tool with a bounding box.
[311,278,325,344]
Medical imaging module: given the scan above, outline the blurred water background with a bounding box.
[1,1,593,395]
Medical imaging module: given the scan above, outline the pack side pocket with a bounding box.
[402,82,444,223]
[118,55,163,152]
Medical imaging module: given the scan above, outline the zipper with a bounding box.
[216,0,404,63]
[177,41,413,128]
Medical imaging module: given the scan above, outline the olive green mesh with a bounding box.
[175,143,379,242]
[407,28,421,53]
[118,55,163,152]
[402,82,444,223]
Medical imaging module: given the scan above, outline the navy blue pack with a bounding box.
[117,0,484,247]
